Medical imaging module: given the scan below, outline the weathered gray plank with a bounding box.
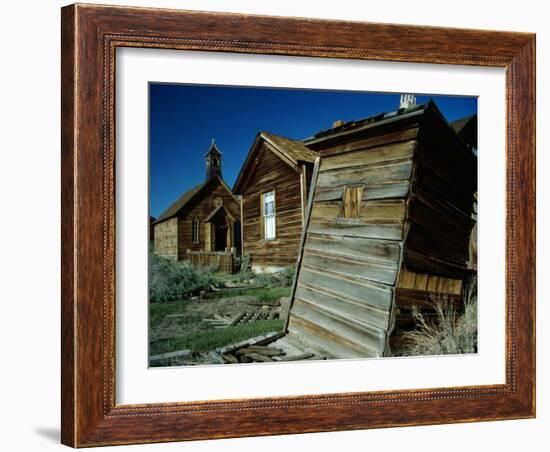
[308,219,403,240]
[295,283,391,330]
[299,267,393,311]
[302,250,398,285]
[314,180,410,202]
[316,158,413,188]
[287,318,378,359]
[291,299,387,355]
[310,199,406,223]
[318,126,419,156]
[319,140,416,172]
[362,180,411,201]
[305,232,400,263]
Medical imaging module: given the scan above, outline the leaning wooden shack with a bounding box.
[279,100,477,358]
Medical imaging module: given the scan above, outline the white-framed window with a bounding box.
[192,218,200,243]
[262,191,276,240]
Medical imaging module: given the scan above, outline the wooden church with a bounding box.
[153,141,241,266]
[279,96,478,358]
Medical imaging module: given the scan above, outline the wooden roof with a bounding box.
[261,132,318,164]
[233,132,318,194]
[154,175,237,224]
[450,113,478,149]
[303,102,427,147]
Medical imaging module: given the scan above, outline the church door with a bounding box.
[214,224,228,251]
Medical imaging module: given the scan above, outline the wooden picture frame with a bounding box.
[61,3,535,447]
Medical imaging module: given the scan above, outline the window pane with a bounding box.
[265,215,275,239]
[262,191,276,239]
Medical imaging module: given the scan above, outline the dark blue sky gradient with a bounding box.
[149,83,477,217]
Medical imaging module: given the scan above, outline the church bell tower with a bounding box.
[205,139,222,181]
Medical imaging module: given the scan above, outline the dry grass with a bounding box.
[399,276,478,356]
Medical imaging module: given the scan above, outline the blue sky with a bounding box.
[149,83,477,218]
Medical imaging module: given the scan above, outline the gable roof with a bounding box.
[154,175,238,224]
[261,132,318,164]
[450,114,478,149]
[233,132,318,194]
[203,204,236,223]
[153,182,206,224]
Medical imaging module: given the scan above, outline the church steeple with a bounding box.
[205,138,222,181]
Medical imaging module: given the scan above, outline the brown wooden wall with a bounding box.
[241,145,306,268]
[153,218,178,259]
[177,181,240,259]
[404,113,477,278]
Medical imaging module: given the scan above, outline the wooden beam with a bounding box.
[285,157,320,332]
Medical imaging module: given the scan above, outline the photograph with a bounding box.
[52,1,537,448]
[148,84,478,367]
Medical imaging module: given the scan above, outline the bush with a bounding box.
[149,254,218,303]
[399,276,478,356]
[255,266,295,288]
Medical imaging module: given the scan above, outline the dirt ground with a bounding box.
[150,294,275,343]
[149,286,290,366]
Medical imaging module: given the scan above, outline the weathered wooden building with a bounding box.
[451,113,478,270]
[153,141,241,268]
[280,98,477,358]
[233,132,318,272]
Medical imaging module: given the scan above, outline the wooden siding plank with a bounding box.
[407,223,470,263]
[314,180,410,202]
[302,250,398,285]
[317,126,419,157]
[299,267,393,311]
[296,283,390,330]
[319,140,416,172]
[395,288,462,310]
[308,219,403,240]
[153,217,178,259]
[287,319,375,359]
[404,248,471,279]
[310,199,406,223]
[316,158,414,188]
[291,299,386,355]
[305,233,400,263]
[398,266,416,288]
[414,273,429,291]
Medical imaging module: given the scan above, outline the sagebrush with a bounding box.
[149,253,218,302]
[234,263,295,288]
[399,276,478,356]
[254,266,295,288]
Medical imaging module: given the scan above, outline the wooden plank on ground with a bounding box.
[229,312,246,326]
[149,349,192,363]
[273,353,315,362]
